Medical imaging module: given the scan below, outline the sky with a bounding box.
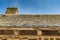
[0,0,60,14]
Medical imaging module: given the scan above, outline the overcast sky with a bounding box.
[0,0,60,14]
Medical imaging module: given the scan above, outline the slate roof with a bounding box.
[0,14,60,28]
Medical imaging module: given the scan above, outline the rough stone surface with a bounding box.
[0,15,60,28]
